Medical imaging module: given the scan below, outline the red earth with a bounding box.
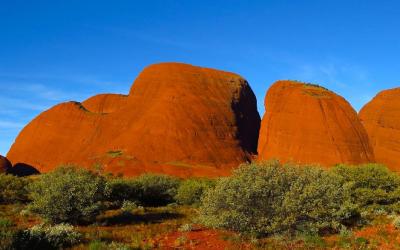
[359,88,400,171]
[7,63,260,177]
[257,80,375,167]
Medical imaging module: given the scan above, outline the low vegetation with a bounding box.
[199,161,358,236]
[332,163,400,213]
[28,166,109,224]
[174,178,215,206]
[1,161,400,249]
[0,174,30,204]
[107,174,180,206]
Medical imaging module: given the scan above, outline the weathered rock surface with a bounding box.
[7,63,260,177]
[258,80,374,167]
[359,88,400,171]
[0,155,11,173]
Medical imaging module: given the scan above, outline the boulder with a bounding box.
[0,155,11,173]
[359,88,400,171]
[257,80,374,167]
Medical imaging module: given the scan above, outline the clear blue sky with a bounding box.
[1,0,400,155]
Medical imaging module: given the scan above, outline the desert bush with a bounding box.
[175,178,216,206]
[121,200,138,212]
[393,216,400,229]
[11,223,81,250]
[331,164,400,212]
[0,174,30,203]
[133,174,180,206]
[106,178,141,204]
[107,174,180,206]
[28,166,109,224]
[199,161,358,236]
[0,218,15,250]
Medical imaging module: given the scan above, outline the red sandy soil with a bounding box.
[258,80,375,167]
[359,88,400,171]
[0,155,11,173]
[154,227,249,249]
[7,63,260,177]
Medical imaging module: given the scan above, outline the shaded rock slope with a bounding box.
[359,88,400,171]
[7,63,260,177]
[0,155,11,173]
[257,80,374,167]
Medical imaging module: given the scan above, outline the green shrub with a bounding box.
[0,218,15,250]
[0,174,30,203]
[106,178,141,204]
[175,178,216,206]
[393,216,400,229]
[134,174,180,206]
[28,166,109,224]
[11,223,81,250]
[107,174,180,206]
[331,164,400,212]
[121,200,138,212]
[199,161,357,236]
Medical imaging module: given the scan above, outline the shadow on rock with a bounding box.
[8,163,40,177]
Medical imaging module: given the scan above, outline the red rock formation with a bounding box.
[359,88,400,171]
[258,80,374,167]
[7,63,260,177]
[0,155,11,173]
[82,94,128,113]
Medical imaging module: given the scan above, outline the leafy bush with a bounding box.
[0,218,15,250]
[175,178,215,206]
[107,174,180,206]
[106,178,141,204]
[0,174,30,203]
[331,164,400,212]
[393,216,400,229]
[199,161,357,236]
[28,166,109,224]
[133,174,180,206]
[11,223,81,250]
[121,200,138,212]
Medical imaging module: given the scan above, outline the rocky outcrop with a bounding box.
[359,88,400,171]
[7,63,260,177]
[258,80,374,167]
[0,155,11,173]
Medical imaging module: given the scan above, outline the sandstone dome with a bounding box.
[0,155,11,173]
[359,88,400,171]
[7,63,260,177]
[257,80,374,167]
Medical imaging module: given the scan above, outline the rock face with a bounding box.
[7,63,260,177]
[258,80,374,167]
[359,88,400,171]
[0,155,11,173]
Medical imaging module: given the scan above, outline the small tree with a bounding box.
[29,166,109,224]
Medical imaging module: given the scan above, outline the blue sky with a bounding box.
[1,0,400,155]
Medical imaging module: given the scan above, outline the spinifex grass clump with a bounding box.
[28,166,109,224]
[199,161,358,237]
